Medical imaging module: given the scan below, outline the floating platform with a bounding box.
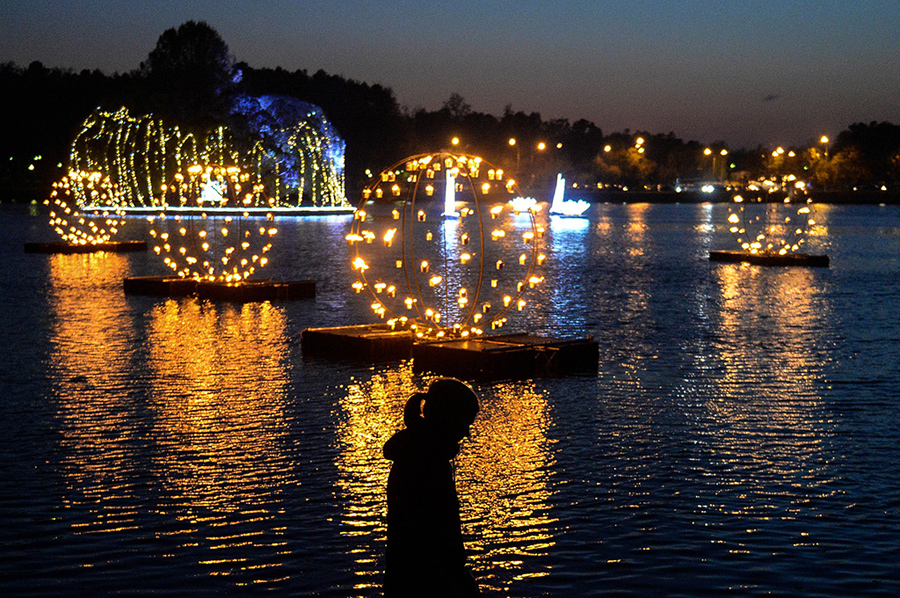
[300,324,599,380]
[123,276,198,297]
[709,249,829,268]
[24,240,147,254]
[123,276,315,302]
[196,279,315,302]
[300,323,415,362]
[412,334,599,381]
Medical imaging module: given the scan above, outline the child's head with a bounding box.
[422,378,479,441]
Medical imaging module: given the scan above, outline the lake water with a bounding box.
[1,200,898,597]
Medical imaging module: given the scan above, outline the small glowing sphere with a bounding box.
[44,171,128,245]
[725,191,816,256]
[149,164,277,281]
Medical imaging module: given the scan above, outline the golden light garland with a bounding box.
[147,164,278,282]
[727,188,816,255]
[69,106,349,210]
[348,152,545,340]
[43,171,127,244]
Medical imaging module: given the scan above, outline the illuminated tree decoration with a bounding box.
[147,164,278,282]
[69,101,349,211]
[726,189,816,255]
[349,152,545,339]
[44,171,127,244]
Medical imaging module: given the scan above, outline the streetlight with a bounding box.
[704,148,728,181]
[817,136,830,190]
[509,138,520,171]
[704,148,715,181]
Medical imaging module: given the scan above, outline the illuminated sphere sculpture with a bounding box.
[69,100,349,211]
[44,171,127,244]
[147,164,278,282]
[726,192,816,255]
[348,152,545,339]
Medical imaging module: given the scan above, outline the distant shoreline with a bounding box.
[3,189,899,209]
[520,189,900,205]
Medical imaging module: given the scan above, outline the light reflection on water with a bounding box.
[47,250,298,591]
[144,299,293,587]
[687,263,834,522]
[460,381,556,590]
[2,203,900,597]
[50,252,142,537]
[333,371,556,594]
[333,365,417,592]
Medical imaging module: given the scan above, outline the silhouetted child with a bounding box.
[383,378,480,597]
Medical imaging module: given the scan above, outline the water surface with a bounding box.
[1,202,898,596]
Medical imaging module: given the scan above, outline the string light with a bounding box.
[348,151,541,339]
[69,105,350,211]
[43,171,127,244]
[147,164,277,282]
[726,190,816,255]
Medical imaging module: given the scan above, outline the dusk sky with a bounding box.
[3,1,898,148]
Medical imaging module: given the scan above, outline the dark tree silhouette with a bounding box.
[0,61,130,200]
[832,121,900,184]
[138,20,236,131]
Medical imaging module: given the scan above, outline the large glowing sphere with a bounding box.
[147,164,278,282]
[44,171,127,244]
[348,152,545,339]
[726,190,816,255]
[69,104,349,210]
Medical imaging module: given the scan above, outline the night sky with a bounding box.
[3,0,898,148]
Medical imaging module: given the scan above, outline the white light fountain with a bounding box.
[442,171,459,219]
[549,173,590,217]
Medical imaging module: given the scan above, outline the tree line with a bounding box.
[3,21,899,202]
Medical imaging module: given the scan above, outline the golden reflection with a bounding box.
[457,381,556,590]
[620,204,650,336]
[146,299,293,587]
[806,202,830,240]
[596,216,613,235]
[333,372,556,593]
[49,252,142,539]
[700,262,833,527]
[333,364,419,592]
[625,203,649,257]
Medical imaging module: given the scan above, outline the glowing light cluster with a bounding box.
[509,196,538,213]
[349,152,544,339]
[44,171,127,244]
[148,164,278,282]
[69,102,349,211]
[727,192,816,255]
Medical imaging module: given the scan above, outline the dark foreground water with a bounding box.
[1,201,898,597]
